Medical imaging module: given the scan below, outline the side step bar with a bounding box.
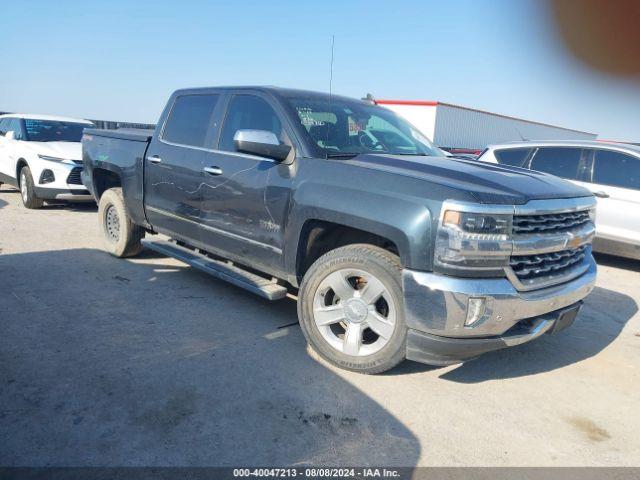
[142,240,288,301]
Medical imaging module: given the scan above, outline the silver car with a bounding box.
[478,141,640,260]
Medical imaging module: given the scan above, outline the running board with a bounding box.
[142,240,288,300]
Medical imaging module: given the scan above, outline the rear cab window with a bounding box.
[161,94,221,148]
[592,149,640,190]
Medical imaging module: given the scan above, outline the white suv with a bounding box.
[0,114,95,208]
[478,141,640,260]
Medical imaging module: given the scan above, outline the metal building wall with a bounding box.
[433,103,596,150]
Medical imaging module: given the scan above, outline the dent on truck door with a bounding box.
[144,94,222,241]
[199,93,293,271]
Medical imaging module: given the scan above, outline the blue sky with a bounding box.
[1,0,638,140]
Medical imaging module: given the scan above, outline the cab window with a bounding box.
[592,149,640,190]
[162,94,220,148]
[219,95,283,152]
[529,147,583,180]
[494,148,532,167]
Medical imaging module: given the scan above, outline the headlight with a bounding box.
[38,154,73,164]
[443,210,511,235]
[435,209,513,277]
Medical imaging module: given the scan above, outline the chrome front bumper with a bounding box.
[402,256,597,365]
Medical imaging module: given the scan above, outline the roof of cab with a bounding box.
[171,86,367,104]
[0,113,94,124]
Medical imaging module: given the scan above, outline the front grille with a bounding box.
[510,245,588,280]
[66,167,83,185]
[512,210,591,234]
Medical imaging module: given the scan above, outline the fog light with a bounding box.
[39,169,55,184]
[465,297,486,327]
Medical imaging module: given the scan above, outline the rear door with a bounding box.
[586,149,640,244]
[144,93,224,242]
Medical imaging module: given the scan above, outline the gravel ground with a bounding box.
[1,186,639,467]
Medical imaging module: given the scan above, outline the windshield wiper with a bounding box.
[326,153,359,159]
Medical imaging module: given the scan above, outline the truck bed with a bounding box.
[82,127,154,228]
[84,128,154,142]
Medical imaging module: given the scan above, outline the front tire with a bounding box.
[298,244,407,374]
[98,187,144,257]
[19,166,44,209]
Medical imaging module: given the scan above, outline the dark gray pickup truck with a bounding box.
[82,86,597,373]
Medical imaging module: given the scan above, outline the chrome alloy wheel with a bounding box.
[312,268,397,357]
[20,171,28,203]
[105,204,121,241]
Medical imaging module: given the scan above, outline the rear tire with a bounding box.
[98,187,144,257]
[19,166,44,209]
[298,244,407,374]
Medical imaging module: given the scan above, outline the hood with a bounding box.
[24,141,82,162]
[342,154,592,205]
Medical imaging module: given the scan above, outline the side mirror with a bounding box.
[233,129,291,162]
[5,131,15,140]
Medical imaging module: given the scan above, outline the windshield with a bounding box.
[287,97,445,157]
[23,119,92,142]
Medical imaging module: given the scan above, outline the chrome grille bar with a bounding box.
[513,210,591,234]
[510,245,587,279]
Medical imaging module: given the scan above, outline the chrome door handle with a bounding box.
[592,191,609,199]
[147,155,162,164]
[203,166,223,175]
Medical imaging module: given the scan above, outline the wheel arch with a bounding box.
[294,219,402,282]
[92,167,122,200]
[15,158,29,184]
[284,183,435,285]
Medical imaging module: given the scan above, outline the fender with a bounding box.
[284,181,436,277]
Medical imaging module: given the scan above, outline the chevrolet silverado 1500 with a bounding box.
[82,87,597,373]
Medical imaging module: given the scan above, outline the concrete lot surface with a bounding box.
[1,187,639,467]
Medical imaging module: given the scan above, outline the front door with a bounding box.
[199,93,294,273]
[144,93,223,242]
